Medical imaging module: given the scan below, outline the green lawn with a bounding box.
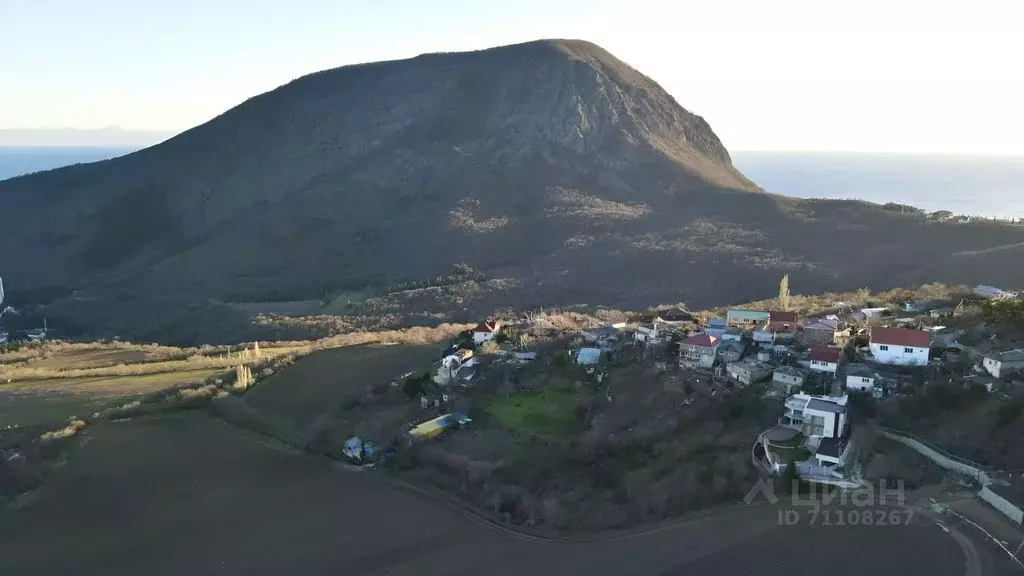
[482,389,580,437]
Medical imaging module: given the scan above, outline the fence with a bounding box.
[879,427,990,484]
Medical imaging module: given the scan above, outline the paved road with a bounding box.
[0,413,981,576]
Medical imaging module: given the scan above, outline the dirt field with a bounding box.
[0,412,979,576]
[0,368,224,426]
[244,344,439,428]
[26,348,156,370]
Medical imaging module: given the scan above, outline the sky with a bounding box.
[2,0,1022,154]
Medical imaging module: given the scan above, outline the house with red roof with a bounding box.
[678,332,721,369]
[870,326,931,366]
[471,320,502,345]
[809,345,844,373]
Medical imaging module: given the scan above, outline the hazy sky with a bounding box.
[2,0,1022,153]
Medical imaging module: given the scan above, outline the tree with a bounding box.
[778,274,791,311]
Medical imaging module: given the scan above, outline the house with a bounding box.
[813,436,850,467]
[726,310,770,330]
[903,300,937,314]
[767,311,799,329]
[860,307,889,319]
[576,347,602,366]
[809,345,844,373]
[982,349,1024,379]
[717,340,745,364]
[678,333,720,369]
[726,359,773,385]
[440,348,474,369]
[845,364,878,393]
[773,366,808,394]
[780,393,849,441]
[721,327,744,342]
[802,318,850,346]
[930,307,954,319]
[752,326,776,347]
[656,307,695,325]
[635,322,672,343]
[975,285,1014,300]
[704,318,727,338]
[582,323,622,348]
[870,327,931,366]
[472,320,502,345]
[965,374,999,393]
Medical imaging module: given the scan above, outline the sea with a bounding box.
[0,147,135,181]
[1,148,1022,219]
[732,152,1024,219]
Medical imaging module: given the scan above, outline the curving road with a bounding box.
[0,413,983,576]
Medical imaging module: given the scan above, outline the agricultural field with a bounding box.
[0,341,302,428]
[0,411,976,576]
[0,368,227,427]
[244,343,439,428]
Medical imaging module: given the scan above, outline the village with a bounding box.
[317,281,1024,531]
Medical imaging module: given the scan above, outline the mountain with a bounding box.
[2,39,1023,343]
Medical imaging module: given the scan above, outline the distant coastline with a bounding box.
[3,148,1023,220]
[733,151,1024,219]
[0,147,137,181]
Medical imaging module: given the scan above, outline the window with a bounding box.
[904,347,914,354]
[862,377,870,383]
[879,345,889,351]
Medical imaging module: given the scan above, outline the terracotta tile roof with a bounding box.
[473,320,500,333]
[871,327,931,348]
[681,333,719,348]
[810,345,843,364]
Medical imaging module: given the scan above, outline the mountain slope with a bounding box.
[2,39,1023,342]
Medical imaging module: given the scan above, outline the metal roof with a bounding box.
[576,348,601,365]
[871,326,931,348]
[810,345,843,363]
[806,398,846,414]
[681,333,719,347]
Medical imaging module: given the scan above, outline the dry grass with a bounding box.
[0,345,297,382]
[710,283,970,318]
[40,418,87,442]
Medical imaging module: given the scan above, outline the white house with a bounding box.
[808,345,843,373]
[780,394,848,441]
[870,327,930,366]
[983,349,1024,379]
[471,320,502,345]
[635,322,673,343]
[845,364,878,393]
